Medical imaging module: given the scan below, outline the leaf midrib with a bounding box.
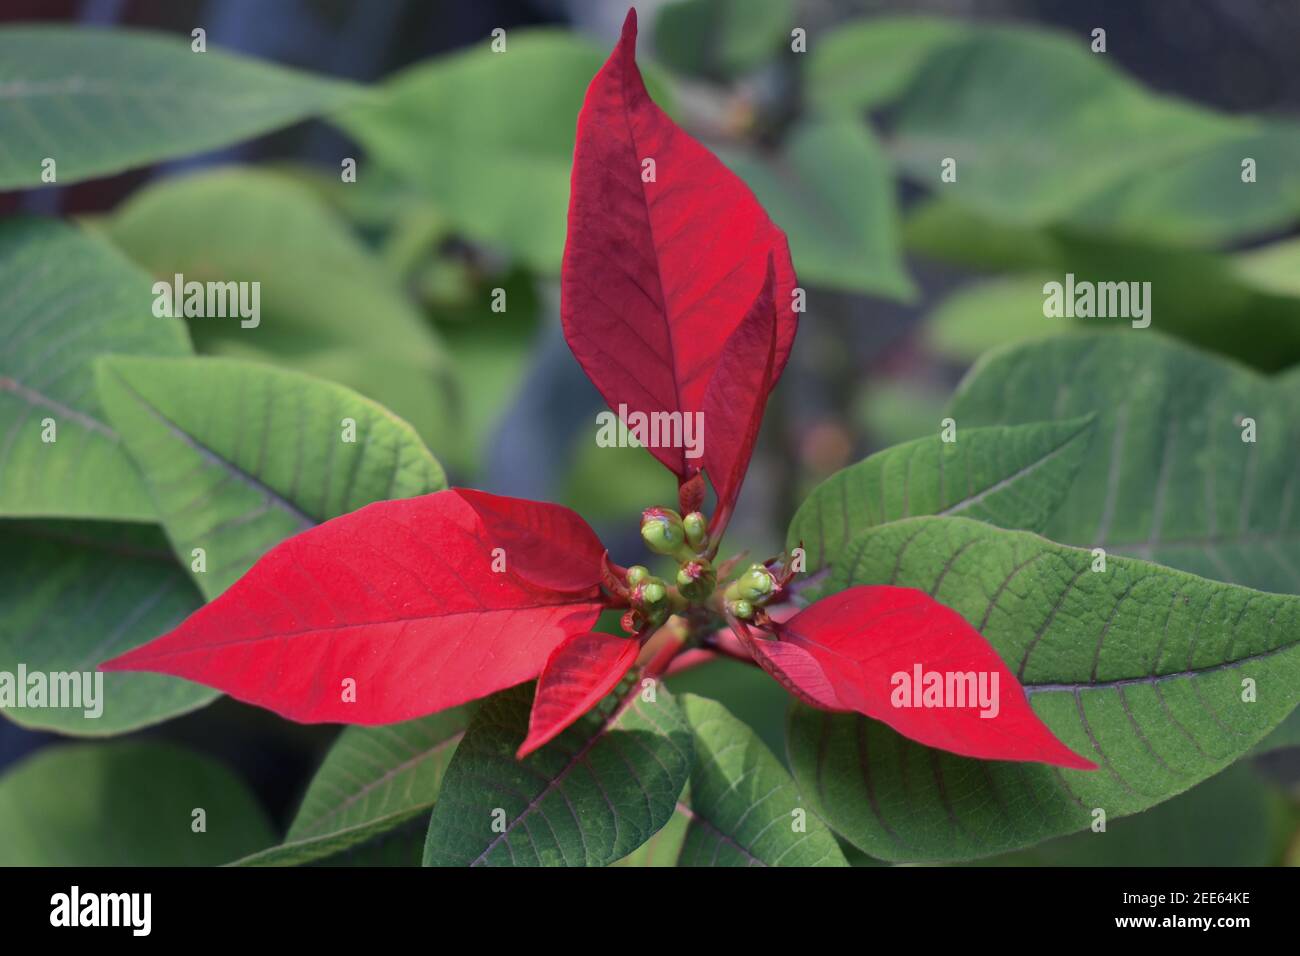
[291,732,465,839]
[105,365,316,528]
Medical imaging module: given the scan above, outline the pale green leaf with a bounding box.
[94,355,446,600]
[0,217,190,521]
[0,741,274,865]
[103,167,443,368]
[724,119,913,297]
[0,26,357,189]
[336,31,670,272]
[890,25,1241,227]
[807,16,962,114]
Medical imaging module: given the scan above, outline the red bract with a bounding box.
[101,490,607,725]
[561,8,797,510]
[518,630,641,757]
[744,586,1097,770]
[701,258,777,538]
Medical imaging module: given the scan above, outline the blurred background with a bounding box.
[2,0,1299,865]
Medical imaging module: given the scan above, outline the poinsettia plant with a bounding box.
[3,6,1297,870]
[98,11,1095,863]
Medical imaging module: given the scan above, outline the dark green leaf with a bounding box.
[950,333,1300,593]
[789,515,1300,861]
[423,681,692,866]
[788,416,1096,576]
[0,520,211,735]
[678,695,846,866]
[232,708,471,865]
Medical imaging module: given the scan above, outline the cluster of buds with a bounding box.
[619,564,674,632]
[630,505,718,625]
[723,559,794,621]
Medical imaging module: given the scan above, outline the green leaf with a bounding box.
[855,379,950,448]
[94,355,446,600]
[923,274,1064,362]
[103,168,443,368]
[949,333,1300,594]
[981,762,1288,866]
[0,520,212,735]
[787,416,1096,576]
[0,218,190,521]
[0,26,357,189]
[0,741,274,865]
[233,813,432,867]
[889,25,1241,228]
[807,16,962,114]
[1252,707,1300,756]
[724,120,913,298]
[905,207,1300,371]
[665,656,792,759]
[1066,123,1300,246]
[423,682,693,867]
[678,695,846,866]
[264,708,470,865]
[654,0,791,79]
[789,515,1300,861]
[1234,237,1300,299]
[904,197,1062,272]
[337,31,670,272]
[613,798,691,866]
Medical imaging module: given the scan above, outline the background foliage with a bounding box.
[1,0,1297,867]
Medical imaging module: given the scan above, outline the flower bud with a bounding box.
[682,511,708,551]
[675,558,716,602]
[626,565,650,586]
[736,563,776,602]
[630,576,671,628]
[727,598,755,620]
[640,507,690,559]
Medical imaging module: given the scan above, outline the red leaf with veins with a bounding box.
[100,489,606,725]
[748,586,1097,770]
[517,631,640,757]
[701,258,777,535]
[561,8,797,479]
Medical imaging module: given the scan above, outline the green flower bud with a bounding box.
[736,563,776,602]
[626,565,650,586]
[640,507,691,559]
[675,558,716,602]
[641,581,667,605]
[682,511,708,551]
[727,599,754,620]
